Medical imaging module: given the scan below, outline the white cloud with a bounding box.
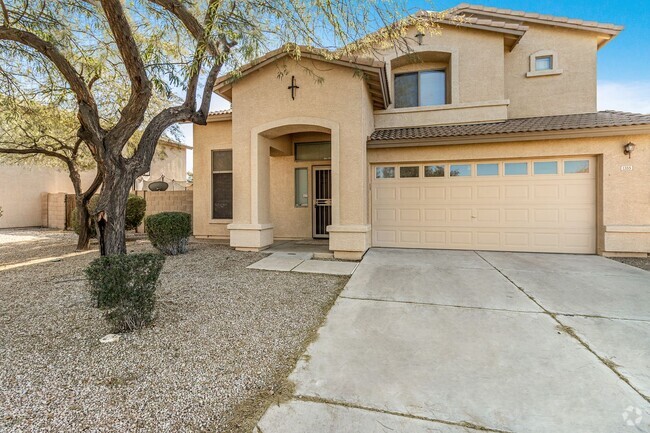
[598,80,650,114]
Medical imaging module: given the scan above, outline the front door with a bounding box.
[313,166,332,238]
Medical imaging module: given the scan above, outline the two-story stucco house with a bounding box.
[191,4,650,260]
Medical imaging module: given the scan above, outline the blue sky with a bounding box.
[180,0,650,170]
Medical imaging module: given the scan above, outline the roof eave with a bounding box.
[451,4,623,38]
[367,124,650,148]
[213,48,389,109]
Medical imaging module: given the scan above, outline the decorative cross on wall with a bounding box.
[288,75,299,100]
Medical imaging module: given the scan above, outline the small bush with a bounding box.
[125,194,147,230]
[85,253,165,332]
[145,212,192,255]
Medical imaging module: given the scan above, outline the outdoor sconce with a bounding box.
[624,142,636,159]
[415,32,425,45]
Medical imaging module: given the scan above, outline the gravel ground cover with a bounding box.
[0,229,81,266]
[1,239,348,433]
[611,256,650,271]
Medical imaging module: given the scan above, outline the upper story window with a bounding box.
[535,55,553,71]
[527,50,562,77]
[394,70,447,108]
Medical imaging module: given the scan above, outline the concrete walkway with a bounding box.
[256,248,650,433]
[247,252,358,276]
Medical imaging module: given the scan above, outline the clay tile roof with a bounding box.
[208,109,232,116]
[450,3,623,34]
[368,111,650,143]
[458,15,528,33]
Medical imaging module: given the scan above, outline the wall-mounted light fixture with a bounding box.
[624,142,636,159]
[415,32,425,45]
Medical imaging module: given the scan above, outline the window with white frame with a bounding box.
[527,50,562,77]
[212,150,233,219]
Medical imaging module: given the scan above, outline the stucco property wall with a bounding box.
[0,164,96,229]
[367,134,650,255]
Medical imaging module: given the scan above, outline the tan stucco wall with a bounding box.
[367,22,601,124]
[505,24,598,118]
[367,134,650,254]
[227,58,373,252]
[150,144,187,183]
[372,24,509,127]
[0,164,96,229]
[192,119,232,239]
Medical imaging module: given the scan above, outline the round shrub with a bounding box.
[145,212,192,255]
[125,194,146,230]
[85,253,165,332]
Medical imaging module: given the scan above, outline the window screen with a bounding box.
[535,56,553,71]
[295,142,331,161]
[295,168,308,207]
[212,150,233,219]
[394,72,418,108]
[394,70,446,108]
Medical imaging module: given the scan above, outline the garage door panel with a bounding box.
[477,185,500,200]
[374,186,396,201]
[372,157,596,254]
[424,186,445,200]
[450,186,472,200]
[399,187,421,201]
[504,185,529,200]
[534,208,560,223]
[399,208,421,222]
[450,208,473,222]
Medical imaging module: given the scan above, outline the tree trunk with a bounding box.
[75,197,94,250]
[96,165,133,255]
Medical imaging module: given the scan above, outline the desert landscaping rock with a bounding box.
[99,334,121,344]
[1,236,348,433]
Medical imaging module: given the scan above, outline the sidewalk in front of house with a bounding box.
[254,248,650,433]
[247,251,358,276]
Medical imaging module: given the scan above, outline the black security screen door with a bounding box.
[313,166,332,238]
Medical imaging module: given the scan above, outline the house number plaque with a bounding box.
[620,165,633,171]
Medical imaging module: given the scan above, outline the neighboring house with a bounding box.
[0,139,190,229]
[134,139,191,191]
[192,3,650,259]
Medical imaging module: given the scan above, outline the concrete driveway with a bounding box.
[256,249,650,433]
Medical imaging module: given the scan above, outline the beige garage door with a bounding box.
[371,157,596,253]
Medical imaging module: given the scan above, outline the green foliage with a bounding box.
[125,195,147,230]
[85,253,165,332]
[145,212,192,255]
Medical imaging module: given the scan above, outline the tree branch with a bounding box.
[100,0,152,150]
[148,0,221,56]
[0,146,72,165]
[0,26,102,143]
[0,0,9,25]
